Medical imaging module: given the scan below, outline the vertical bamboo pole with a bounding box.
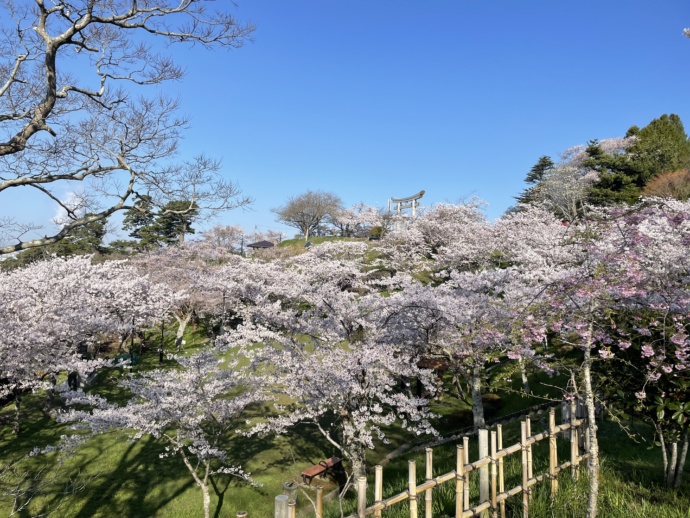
[570,400,579,481]
[463,436,470,510]
[498,425,505,518]
[374,466,383,518]
[425,448,433,518]
[521,421,529,518]
[526,417,533,480]
[561,401,569,440]
[236,513,248,518]
[316,486,324,518]
[409,460,418,518]
[456,445,465,518]
[479,429,489,518]
[275,495,288,518]
[357,476,367,518]
[288,499,296,518]
[490,430,498,518]
[549,407,558,495]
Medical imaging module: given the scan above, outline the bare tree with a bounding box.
[272,190,343,241]
[0,1,254,255]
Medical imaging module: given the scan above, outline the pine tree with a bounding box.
[515,155,554,205]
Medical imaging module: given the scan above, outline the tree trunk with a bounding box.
[174,311,193,351]
[582,342,600,518]
[659,425,669,478]
[667,441,678,487]
[180,450,212,518]
[470,368,485,431]
[13,390,21,435]
[674,430,689,488]
[349,444,367,482]
[201,482,211,518]
[519,357,531,394]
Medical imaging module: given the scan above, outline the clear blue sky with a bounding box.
[7,1,690,241]
[181,0,690,236]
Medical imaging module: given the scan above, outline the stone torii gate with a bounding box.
[388,190,425,230]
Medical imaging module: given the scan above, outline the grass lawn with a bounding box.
[2,329,689,517]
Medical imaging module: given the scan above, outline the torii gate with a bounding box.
[388,190,425,230]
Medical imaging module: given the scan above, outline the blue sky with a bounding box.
[6,1,690,241]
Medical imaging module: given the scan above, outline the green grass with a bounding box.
[2,327,690,517]
[319,419,690,518]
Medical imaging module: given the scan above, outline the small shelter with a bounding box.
[246,240,275,256]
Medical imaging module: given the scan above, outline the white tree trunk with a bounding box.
[667,441,678,487]
[674,430,689,488]
[659,425,669,478]
[174,311,193,350]
[582,341,600,518]
[180,450,212,518]
[519,357,531,394]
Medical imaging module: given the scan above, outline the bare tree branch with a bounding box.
[0,0,255,254]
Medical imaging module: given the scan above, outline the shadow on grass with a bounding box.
[69,436,194,518]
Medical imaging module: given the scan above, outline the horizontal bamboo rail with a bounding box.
[345,402,588,518]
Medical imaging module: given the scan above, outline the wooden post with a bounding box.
[570,400,579,481]
[526,417,533,481]
[316,486,324,518]
[409,460,418,518]
[456,445,465,518]
[463,436,470,510]
[490,430,498,518]
[236,513,248,518]
[357,476,367,518]
[374,466,383,518]
[425,448,433,518]
[549,407,558,495]
[479,429,489,518]
[288,499,296,518]
[498,424,505,518]
[521,421,529,518]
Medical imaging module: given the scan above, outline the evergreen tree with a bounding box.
[515,155,554,205]
[153,200,200,246]
[122,199,200,249]
[0,217,107,270]
[588,114,690,205]
[122,196,158,249]
[627,114,690,183]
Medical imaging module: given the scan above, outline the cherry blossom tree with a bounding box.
[328,203,381,237]
[521,137,637,221]
[200,225,246,253]
[246,343,438,481]
[374,200,493,274]
[0,255,172,432]
[219,244,439,480]
[591,199,690,487]
[59,350,263,518]
[130,242,238,349]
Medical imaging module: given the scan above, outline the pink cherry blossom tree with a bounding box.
[329,203,382,237]
[0,255,172,432]
[130,242,239,350]
[591,199,690,487]
[59,350,263,518]
[219,245,439,481]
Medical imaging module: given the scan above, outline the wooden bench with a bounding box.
[301,456,342,485]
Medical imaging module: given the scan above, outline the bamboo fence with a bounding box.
[344,400,589,518]
[263,400,590,518]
